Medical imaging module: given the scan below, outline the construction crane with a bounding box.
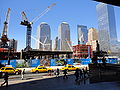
[20,3,56,51]
[0,8,10,48]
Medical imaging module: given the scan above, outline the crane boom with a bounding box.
[21,11,28,21]
[5,8,10,23]
[31,3,56,24]
[2,8,10,36]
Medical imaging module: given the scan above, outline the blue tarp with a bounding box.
[80,59,91,65]
[29,59,40,67]
[10,60,16,68]
[106,58,118,64]
[66,59,73,65]
[0,60,16,68]
[0,58,117,68]
[97,59,102,63]
[97,58,118,64]
[50,59,56,66]
[0,60,8,65]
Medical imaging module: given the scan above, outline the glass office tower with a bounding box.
[96,3,118,52]
[58,22,71,51]
[36,22,52,51]
[77,25,88,44]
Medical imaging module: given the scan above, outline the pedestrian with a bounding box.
[63,69,68,79]
[1,72,9,87]
[74,68,79,81]
[82,68,86,78]
[85,67,89,77]
[54,69,56,75]
[48,70,52,76]
[56,68,60,77]
[21,69,25,80]
[79,69,83,79]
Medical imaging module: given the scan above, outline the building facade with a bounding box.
[53,36,58,50]
[36,22,52,51]
[73,44,93,59]
[88,28,98,42]
[77,25,88,44]
[9,39,17,51]
[96,3,118,52]
[58,22,71,51]
[86,28,98,51]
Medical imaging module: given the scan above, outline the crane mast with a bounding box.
[0,8,10,48]
[20,3,56,51]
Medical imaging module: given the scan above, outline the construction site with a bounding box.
[0,4,74,61]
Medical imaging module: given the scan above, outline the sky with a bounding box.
[0,0,120,51]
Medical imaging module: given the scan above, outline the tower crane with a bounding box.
[0,8,10,48]
[20,3,56,51]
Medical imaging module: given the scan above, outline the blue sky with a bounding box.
[0,0,120,51]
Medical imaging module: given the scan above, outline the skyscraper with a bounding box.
[36,22,52,51]
[87,28,98,51]
[58,22,71,51]
[77,25,88,44]
[96,3,118,52]
[88,28,98,42]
